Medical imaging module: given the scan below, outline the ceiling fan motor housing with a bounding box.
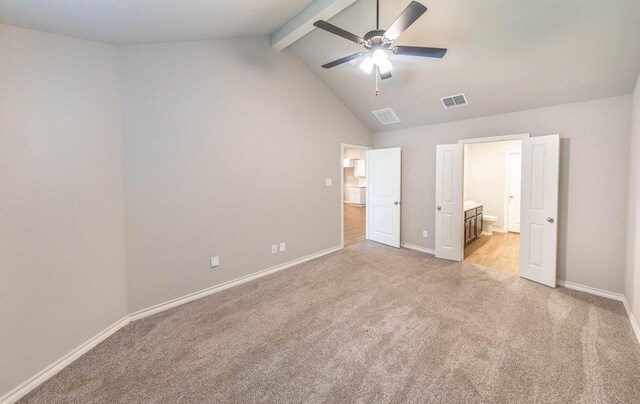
[363,30,392,50]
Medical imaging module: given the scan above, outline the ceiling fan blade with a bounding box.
[380,71,392,80]
[321,52,366,69]
[384,1,427,41]
[393,46,447,58]
[314,20,364,44]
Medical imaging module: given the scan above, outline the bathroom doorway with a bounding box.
[462,139,522,274]
[341,144,370,248]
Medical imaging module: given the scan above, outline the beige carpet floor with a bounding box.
[20,242,640,403]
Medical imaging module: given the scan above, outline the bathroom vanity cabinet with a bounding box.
[464,205,483,244]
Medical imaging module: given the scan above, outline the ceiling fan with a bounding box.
[314,0,446,94]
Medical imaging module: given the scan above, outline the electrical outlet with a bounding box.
[423,230,428,238]
[271,244,278,254]
[279,242,286,252]
[210,256,219,268]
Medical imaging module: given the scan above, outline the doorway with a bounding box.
[341,144,370,247]
[462,140,522,275]
[341,145,402,249]
[435,134,560,288]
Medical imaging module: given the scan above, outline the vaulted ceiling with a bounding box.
[290,0,640,130]
[0,0,314,44]
[2,0,639,132]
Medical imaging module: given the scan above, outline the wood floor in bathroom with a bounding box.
[464,232,520,275]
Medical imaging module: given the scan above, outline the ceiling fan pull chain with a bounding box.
[375,66,379,96]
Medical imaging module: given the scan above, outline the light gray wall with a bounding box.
[464,140,522,231]
[374,95,632,293]
[0,25,128,396]
[626,74,640,325]
[119,37,372,312]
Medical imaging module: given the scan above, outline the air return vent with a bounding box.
[441,93,468,108]
[372,108,401,125]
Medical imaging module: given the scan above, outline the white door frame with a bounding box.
[340,143,372,249]
[504,149,522,233]
[458,133,530,145]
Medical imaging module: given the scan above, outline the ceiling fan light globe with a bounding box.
[378,59,393,74]
[372,49,388,65]
[359,56,374,74]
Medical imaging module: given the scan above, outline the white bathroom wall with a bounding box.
[463,140,522,231]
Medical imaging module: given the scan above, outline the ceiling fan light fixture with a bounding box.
[359,56,374,74]
[315,1,447,95]
[372,48,388,65]
[378,59,393,74]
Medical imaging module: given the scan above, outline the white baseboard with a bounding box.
[556,280,623,301]
[129,245,342,321]
[556,280,640,345]
[622,298,640,345]
[0,315,131,404]
[402,243,435,255]
[1,245,342,404]
[482,227,508,235]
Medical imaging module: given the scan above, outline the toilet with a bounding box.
[482,215,498,235]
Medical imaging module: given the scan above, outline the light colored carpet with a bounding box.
[20,242,640,403]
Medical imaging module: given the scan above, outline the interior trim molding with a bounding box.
[458,133,530,144]
[623,298,640,345]
[0,315,131,404]
[1,245,342,404]
[129,245,342,322]
[401,242,435,255]
[556,279,639,344]
[556,279,623,301]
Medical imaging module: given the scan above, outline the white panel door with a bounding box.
[366,147,401,248]
[507,151,522,233]
[435,144,463,261]
[520,135,560,287]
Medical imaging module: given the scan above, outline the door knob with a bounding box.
[437,206,442,211]
[509,195,514,199]
[394,201,400,205]
[547,217,555,223]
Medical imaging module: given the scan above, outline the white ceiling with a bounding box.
[0,0,314,44]
[290,0,640,131]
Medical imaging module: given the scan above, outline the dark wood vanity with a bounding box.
[464,205,483,244]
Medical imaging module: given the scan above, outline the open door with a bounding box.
[519,134,560,287]
[366,147,401,248]
[435,144,463,261]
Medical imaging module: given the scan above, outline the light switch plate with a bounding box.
[423,231,428,238]
[279,242,286,252]
[325,178,332,186]
[271,244,278,254]
[210,256,219,268]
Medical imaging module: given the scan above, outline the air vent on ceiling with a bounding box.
[441,93,468,109]
[372,108,401,125]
